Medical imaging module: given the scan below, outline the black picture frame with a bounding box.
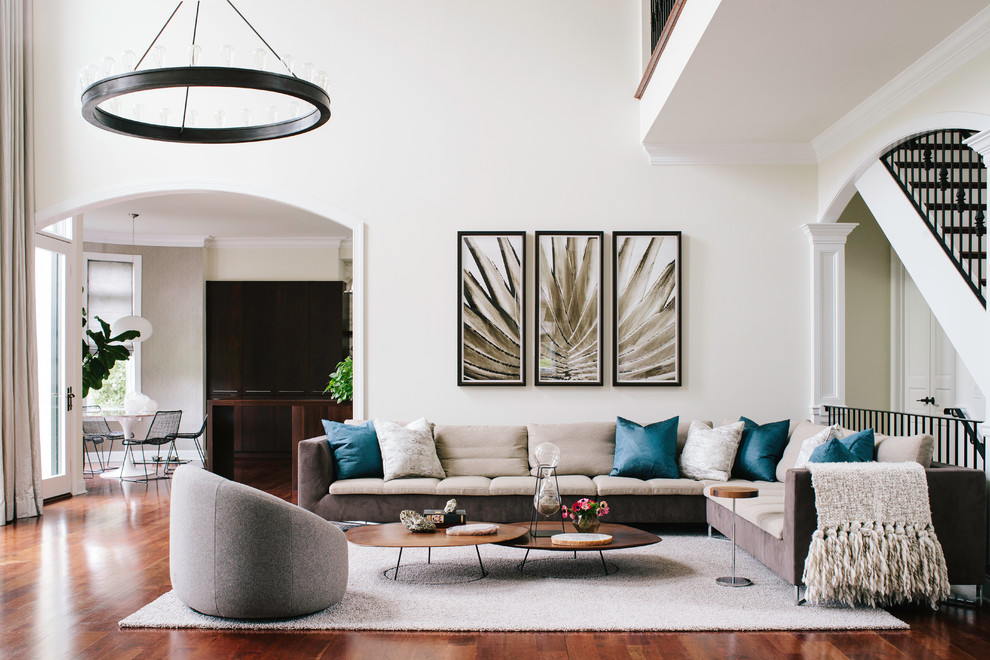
[612,231,682,386]
[535,230,604,386]
[457,231,527,385]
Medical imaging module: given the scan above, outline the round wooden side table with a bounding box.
[710,485,759,587]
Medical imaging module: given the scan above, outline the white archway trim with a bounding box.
[802,222,858,419]
[34,179,367,418]
[818,112,990,224]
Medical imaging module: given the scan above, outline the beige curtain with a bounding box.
[1,0,42,524]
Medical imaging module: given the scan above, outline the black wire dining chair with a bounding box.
[81,417,125,476]
[120,410,182,482]
[166,414,209,471]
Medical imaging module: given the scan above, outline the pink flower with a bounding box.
[599,500,608,509]
[581,501,590,510]
[561,510,569,519]
[599,507,609,516]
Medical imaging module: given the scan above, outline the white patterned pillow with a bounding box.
[793,424,841,469]
[374,417,446,481]
[679,420,745,481]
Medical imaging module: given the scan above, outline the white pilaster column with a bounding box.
[963,130,990,455]
[802,223,858,422]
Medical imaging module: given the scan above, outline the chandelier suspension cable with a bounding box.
[179,2,201,132]
[224,0,295,78]
[133,3,183,72]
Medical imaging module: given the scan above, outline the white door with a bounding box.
[35,219,81,498]
[900,269,955,415]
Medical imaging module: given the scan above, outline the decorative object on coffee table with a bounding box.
[710,485,759,587]
[457,231,526,385]
[612,231,681,386]
[551,533,613,547]
[531,442,565,537]
[400,510,436,533]
[446,523,498,536]
[535,231,604,385]
[562,498,609,534]
[346,521,528,581]
[443,499,458,513]
[502,521,659,577]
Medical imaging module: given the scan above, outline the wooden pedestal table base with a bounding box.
[710,485,759,587]
[500,521,660,578]
[345,522,528,582]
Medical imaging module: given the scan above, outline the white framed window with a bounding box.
[38,217,74,241]
[83,252,143,411]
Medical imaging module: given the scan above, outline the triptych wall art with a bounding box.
[457,230,681,387]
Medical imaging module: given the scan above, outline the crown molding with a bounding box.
[204,236,347,249]
[643,142,817,165]
[964,128,990,158]
[812,6,990,161]
[83,230,210,247]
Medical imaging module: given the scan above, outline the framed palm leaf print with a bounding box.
[613,231,681,386]
[457,231,526,385]
[535,231,603,385]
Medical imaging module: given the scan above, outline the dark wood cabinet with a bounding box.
[206,281,346,459]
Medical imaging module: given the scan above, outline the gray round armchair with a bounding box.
[169,466,348,618]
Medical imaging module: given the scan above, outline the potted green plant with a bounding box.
[82,311,140,398]
[324,355,353,403]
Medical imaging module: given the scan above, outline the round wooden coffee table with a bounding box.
[710,485,759,587]
[346,522,528,581]
[499,521,660,577]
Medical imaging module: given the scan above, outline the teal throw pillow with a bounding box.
[610,416,679,480]
[808,428,875,464]
[733,416,790,481]
[323,419,383,480]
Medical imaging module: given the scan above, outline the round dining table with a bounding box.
[85,412,156,480]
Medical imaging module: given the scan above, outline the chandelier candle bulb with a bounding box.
[188,44,202,66]
[280,54,294,74]
[100,56,114,78]
[151,45,166,68]
[121,49,136,71]
[252,48,267,71]
[300,62,314,82]
[220,44,234,67]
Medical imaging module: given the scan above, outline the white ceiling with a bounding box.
[644,0,990,145]
[83,191,351,245]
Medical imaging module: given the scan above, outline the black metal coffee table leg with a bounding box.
[393,547,403,581]
[476,545,487,578]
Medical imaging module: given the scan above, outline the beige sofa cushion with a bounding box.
[706,481,786,539]
[874,433,934,467]
[593,475,708,496]
[436,476,492,496]
[527,422,615,477]
[776,420,830,481]
[555,475,598,496]
[434,425,530,477]
[329,477,442,495]
[489,476,537,495]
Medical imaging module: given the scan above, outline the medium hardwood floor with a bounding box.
[2,458,988,659]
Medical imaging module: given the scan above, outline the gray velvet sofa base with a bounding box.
[706,464,988,594]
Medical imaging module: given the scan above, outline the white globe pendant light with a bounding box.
[113,315,153,342]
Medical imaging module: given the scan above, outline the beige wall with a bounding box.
[204,245,345,281]
[840,194,891,410]
[40,2,817,426]
[84,242,205,438]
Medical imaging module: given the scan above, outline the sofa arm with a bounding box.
[786,464,988,586]
[926,463,987,585]
[298,436,335,513]
[783,468,817,585]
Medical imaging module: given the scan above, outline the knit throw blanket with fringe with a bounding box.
[802,462,949,608]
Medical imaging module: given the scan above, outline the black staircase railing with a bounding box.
[880,129,988,307]
[650,0,679,52]
[824,405,985,471]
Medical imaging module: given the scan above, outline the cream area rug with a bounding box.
[121,534,907,631]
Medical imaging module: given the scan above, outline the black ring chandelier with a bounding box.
[79,1,331,144]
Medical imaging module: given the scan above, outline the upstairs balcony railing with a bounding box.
[824,404,985,472]
[880,129,988,307]
[636,0,687,99]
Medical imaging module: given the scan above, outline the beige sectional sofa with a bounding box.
[299,420,714,525]
[297,418,987,592]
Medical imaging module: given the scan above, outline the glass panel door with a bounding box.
[35,242,72,498]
